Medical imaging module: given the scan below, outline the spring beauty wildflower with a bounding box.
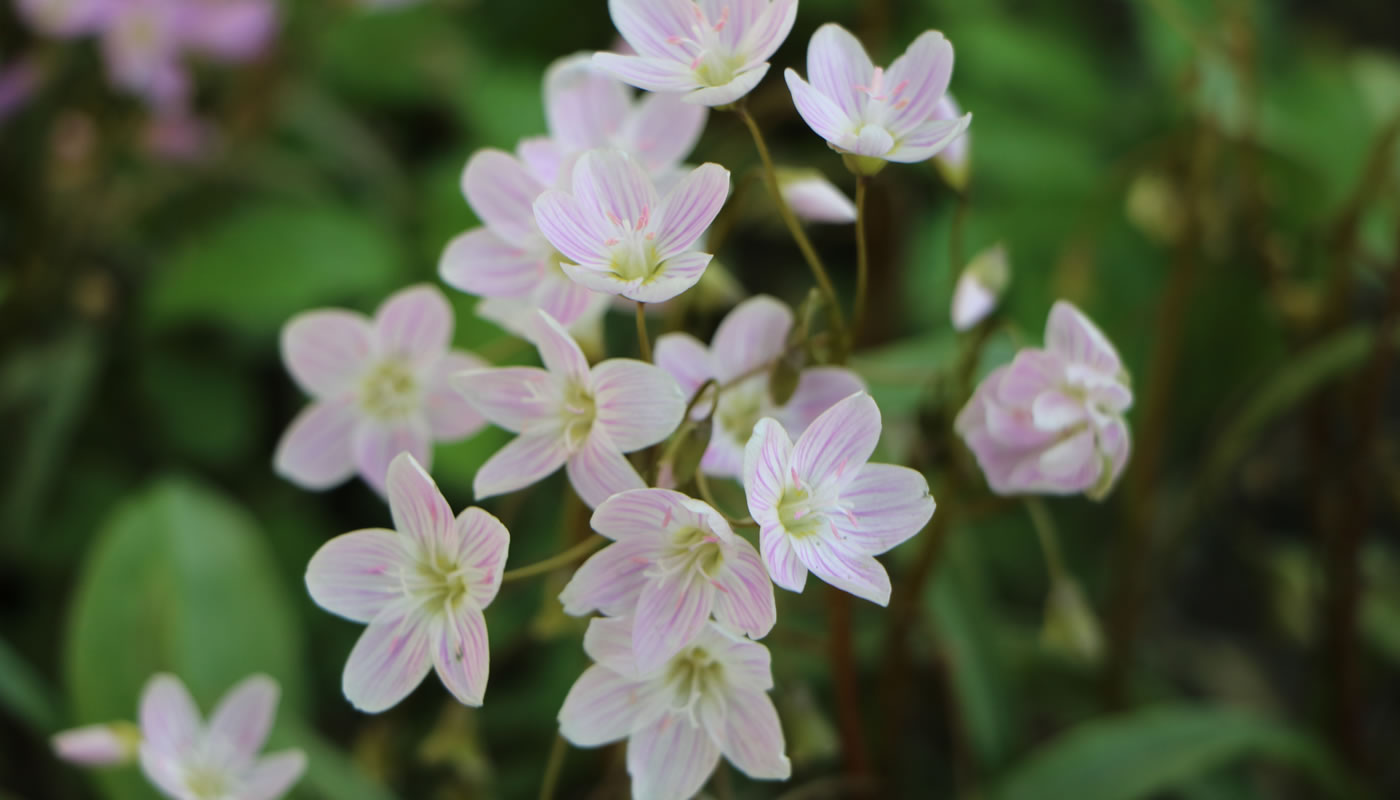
[306,453,510,712]
[54,673,306,800]
[559,488,776,672]
[955,300,1132,500]
[559,617,790,800]
[744,392,935,605]
[274,284,486,495]
[533,149,729,303]
[950,243,1009,331]
[656,295,865,477]
[594,0,798,107]
[784,24,971,174]
[455,309,685,507]
[777,168,857,224]
[439,148,610,331]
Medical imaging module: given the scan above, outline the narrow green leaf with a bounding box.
[0,634,60,733]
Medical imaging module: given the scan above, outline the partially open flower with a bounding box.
[950,243,1009,331]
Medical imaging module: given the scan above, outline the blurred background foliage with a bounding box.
[2,0,1400,797]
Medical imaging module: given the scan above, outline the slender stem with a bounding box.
[502,536,605,584]
[733,103,849,355]
[694,468,754,527]
[853,176,871,346]
[537,732,568,800]
[827,586,871,777]
[1024,498,1066,583]
[635,301,652,363]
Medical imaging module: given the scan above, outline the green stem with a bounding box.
[537,732,568,800]
[853,176,871,346]
[1024,498,1066,583]
[501,536,605,584]
[635,301,652,363]
[733,104,848,355]
[694,468,754,528]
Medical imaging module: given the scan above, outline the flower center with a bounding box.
[602,208,660,281]
[665,4,742,86]
[660,526,725,578]
[856,67,911,110]
[776,485,826,539]
[184,765,231,800]
[560,380,596,450]
[405,551,474,614]
[360,360,419,421]
[664,645,725,716]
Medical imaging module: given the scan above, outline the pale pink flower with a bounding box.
[454,310,685,507]
[474,294,608,351]
[100,0,189,109]
[594,0,797,107]
[305,453,510,712]
[932,93,970,189]
[743,392,934,605]
[274,284,486,495]
[533,149,729,303]
[74,673,306,800]
[656,295,865,477]
[784,24,971,170]
[559,488,776,672]
[518,53,708,188]
[955,301,1132,500]
[778,169,856,224]
[559,617,790,799]
[950,243,1008,331]
[179,0,278,63]
[438,148,609,329]
[0,56,43,124]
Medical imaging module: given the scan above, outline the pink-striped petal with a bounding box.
[138,744,189,799]
[743,418,792,524]
[559,536,660,616]
[280,310,372,398]
[789,535,892,605]
[438,228,540,299]
[720,689,790,780]
[606,0,694,59]
[739,0,797,64]
[566,431,646,508]
[354,420,432,496]
[424,351,488,440]
[207,675,278,765]
[632,571,711,673]
[883,30,954,133]
[242,750,307,800]
[711,295,792,382]
[453,507,510,608]
[779,367,867,435]
[139,674,200,755]
[832,463,934,554]
[759,528,807,593]
[544,54,629,150]
[782,173,857,224]
[462,149,546,245]
[790,392,880,490]
[654,333,715,401]
[305,529,406,624]
[534,189,610,266]
[572,149,659,232]
[653,163,729,258]
[628,713,721,800]
[274,400,359,490]
[622,91,707,173]
[686,64,768,106]
[1032,389,1089,432]
[518,135,567,186]
[886,115,971,163]
[805,23,873,119]
[785,69,853,146]
[711,539,776,639]
[453,367,559,433]
[473,432,570,501]
[592,52,699,93]
[558,665,652,746]
[582,615,640,676]
[342,601,434,713]
[433,608,490,706]
[535,272,606,330]
[589,487,692,539]
[1045,301,1122,374]
[386,452,454,556]
[702,626,773,690]
[592,359,685,451]
[531,310,592,385]
[851,124,895,157]
[629,250,713,303]
[374,285,453,360]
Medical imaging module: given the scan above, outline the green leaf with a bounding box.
[992,706,1356,800]
[146,204,403,339]
[0,634,60,733]
[64,477,306,800]
[317,5,470,105]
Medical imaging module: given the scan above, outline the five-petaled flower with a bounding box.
[274,284,486,495]
[656,295,865,477]
[305,453,510,712]
[559,488,776,672]
[455,309,685,507]
[533,149,729,304]
[595,0,798,107]
[54,672,306,800]
[955,300,1132,500]
[744,392,935,605]
[559,617,790,800]
[785,24,971,173]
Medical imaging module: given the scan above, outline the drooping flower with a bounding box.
[559,488,776,672]
[950,243,1009,331]
[533,149,729,303]
[438,148,610,330]
[53,673,306,800]
[559,617,790,800]
[455,309,685,507]
[777,168,857,224]
[932,93,970,190]
[954,301,1132,500]
[305,452,510,712]
[743,392,934,605]
[656,295,865,477]
[784,24,971,174]
[274,284,487,495]
[594,0,798,107]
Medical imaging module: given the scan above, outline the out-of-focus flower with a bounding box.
[439,149,610,330]
[306,453,510,712]
[932,93,969,190]
[179,0,278,62]
[101,0,189,109]
[454,310,684,507]
[655,295,864,476]
[52,722,141,766]
[744,392,934,605]
[533,149,729,303]
[559,617,790,800]
[950,243,1009,331]
[274,284,487,495]
[955,301,1132,500]
[521,54,708,187]
[142,110,216,160]
[14,0,113,38]
[0,56,43,124]
[559,488,775,672]
[785,24,970,174]
[777,168,856,224]
[594,0,797,107]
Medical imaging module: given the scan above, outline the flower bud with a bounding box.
[1041,578,1104,665]
[52,721,141,767]
[932,94,970,191]
[950,243,1010,331]
[777,168,856,224]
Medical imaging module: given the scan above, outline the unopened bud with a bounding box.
[777,168,856,224]
[951,243,1010,331]
[52,721,141,767]
[932,94,971,191]
[1041,578,1104,665]
[666,418,713,488]
[769,352,802,406]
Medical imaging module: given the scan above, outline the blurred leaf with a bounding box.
[137,350,259,467]
[65,477,306,800]
[851,332,958,420]
[992,706,1356,800]
[273,719,398,800]
[146,204,403,339]
[317,5,470,105]
[0,634,60,733]
[448,54,547,149]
